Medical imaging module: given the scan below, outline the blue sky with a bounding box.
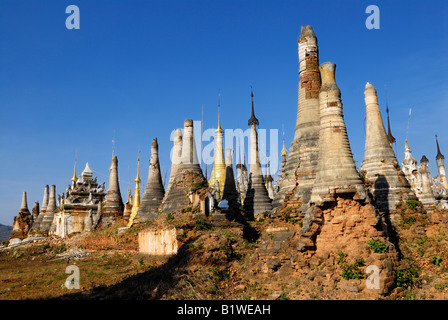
[0,0,447,225]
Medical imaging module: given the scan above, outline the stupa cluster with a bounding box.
[7,25,447,247]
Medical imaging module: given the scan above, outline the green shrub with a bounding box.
[406,199,420,210]
[192,180,208,190]
[336,250,348,265]
[340,263,365,280]
[396,265,419,288]
[53,244,66,254]
[402,216,416,229]
[367,239,387,253]
[431,255,443,266]
[336,250,365,280]
[195,218,212,231]
[165,212,174,222]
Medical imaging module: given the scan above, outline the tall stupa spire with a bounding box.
[210,90,226,198]
[128,151,141,226]
[243,88,272,218]
[310,62,366,204]
[100,153,124,227]
[135,138,165,221]
[273,25,321,212]
[435,134,448,190]
[361,82,416,211]
[38,185,57,235]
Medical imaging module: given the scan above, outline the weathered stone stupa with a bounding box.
[31,185,49,232]
[418,155,436,208]
[9,191,32,240]
[435,135,448,190]
[310,62,366,205]
[243,90,273,218]
[401,140,419,190]
[273,25,321,212]
[161,119,206,213]
[39,185,57,235]
[99,155,124,228]
[221,148,240,213]
[236,146,248,203]
[122,189,133,224]
[31,201,40,223]
[166,128,183,192]
[361,82,416,212]
[134,138,165,222]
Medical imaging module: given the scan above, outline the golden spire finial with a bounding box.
[128,149,141,227]
[217,89,223,132]
[71,156,78,182]
[281,126,287,156]
[135,150,141,183]
[109,139,115,172]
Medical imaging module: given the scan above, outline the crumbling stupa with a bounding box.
[37,185,57,235]
[134,138,165,222]
[273,25,321,212]
[220,148,240,215]
[99,155,124,228]
[161,119,206,213]
[9,191,32,240]
[30,185,49,232]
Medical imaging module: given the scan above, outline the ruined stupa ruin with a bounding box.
[161,119,207,214]
[273,25,321,213]
[134,138,165,222]
[9,192,32,241]
[98,155,124,228]
[37,185,57,235]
